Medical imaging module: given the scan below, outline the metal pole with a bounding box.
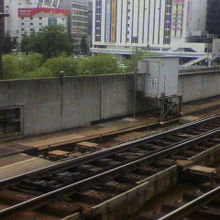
[0,12,10,80]
[133,47,138,118]
[133,66,137,118]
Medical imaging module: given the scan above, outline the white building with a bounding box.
[92,0,208,56]
[18,8,68,39]
[4,0,68,42]
[36,0,61,8]
[4,0,38,39]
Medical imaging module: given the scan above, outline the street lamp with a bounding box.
[0,12,9,80]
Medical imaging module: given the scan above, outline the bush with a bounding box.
[2,54,137,80]
[23,66,54,79]
[2,55,23,79]
[19,54,43,73]
[78,54,120,75]
[44,56,78,76]
[2,54,44,79]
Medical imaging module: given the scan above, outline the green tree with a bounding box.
[80,36,89,55]
[21,33,34,55]
[2,35,13,54]
[21,25,73,59]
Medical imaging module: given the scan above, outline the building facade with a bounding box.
[18,8,68,38]
[4,0,68,42]
[0,0,4,37]
[60,0,90,43]
[71,0,89,42]
[92,0,208,55]
[5,0,37,39]
[206,0,220,37]
[36,0,61,8]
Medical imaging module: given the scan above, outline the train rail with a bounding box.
[158,183,220,220]
[139,164,220,220]
[1,114,220,219]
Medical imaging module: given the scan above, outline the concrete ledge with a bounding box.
[91,166,177,219]
[189,144,220,166]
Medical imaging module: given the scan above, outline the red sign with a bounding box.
[18,8,69,18]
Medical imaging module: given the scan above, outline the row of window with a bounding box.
[21,28,42,32]
[72,10,88,16]
[72,16,88,21]
[21,23,42,26]
[72,4,88,10]
[21,17,65,21]
[72,21,88,26]
[21,17,43,20]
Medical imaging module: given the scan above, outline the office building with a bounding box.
[60,0,90,43]
[18,8,68,37]
[92,0,208,55]
[0,0,5,37]
[36,0,61,8]
[4,0,68,42]
[206,0,220,37]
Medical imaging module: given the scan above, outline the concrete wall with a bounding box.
[1,70,220,137]
[178,71,220,102]
[0,74,140,136]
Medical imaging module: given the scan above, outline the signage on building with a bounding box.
[18,8,69,18]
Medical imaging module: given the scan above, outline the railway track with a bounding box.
[1,114,220,219]
[138,164,220,220]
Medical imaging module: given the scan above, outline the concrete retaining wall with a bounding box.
[0,74,142,136]
[1,70,220,137]
[64,166,178,220]
[178,71,220,102]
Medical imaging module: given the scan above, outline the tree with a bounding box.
[21,25,73,59]
[80,36,89,55]
[2,35,13,54]
[21,33,33,55]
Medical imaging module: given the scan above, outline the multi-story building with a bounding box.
[88,1,93,37]
[4,0,68,42]
[0,0,5,37]
[36,0,61,8]
[4,0,92,45]
[5,0,37,38]
[206,0,220,37]
[71,0,89,43]
[18,8,68,37]
[60,0,90,43]
[92,0,208,56]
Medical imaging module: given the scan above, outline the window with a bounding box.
[0,107,22,137]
